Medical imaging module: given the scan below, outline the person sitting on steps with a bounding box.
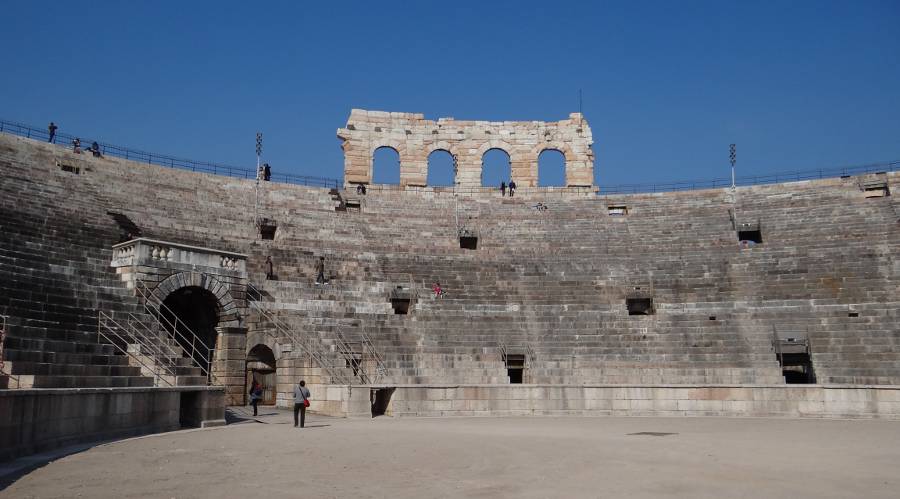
[432,282,445,299]
[90,141,102,158]
[315,256,329,285]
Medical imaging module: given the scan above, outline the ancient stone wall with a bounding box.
[337,109,594,188]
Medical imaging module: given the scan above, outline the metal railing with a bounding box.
[246,282,349,384]
[334,329,387,384]
[597,160,900,195]
[134,280,217,384]
[0,314,22,388]
[97,311,174,387]
[0,119,341,189]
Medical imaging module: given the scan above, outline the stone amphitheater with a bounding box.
[1,110,899,466]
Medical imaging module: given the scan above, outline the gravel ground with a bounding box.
[3,407,899,499]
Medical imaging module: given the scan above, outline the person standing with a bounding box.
[265,256,274,280]
[72,138,82,154]
[249,379,263,416]
[315,256,327,285]
[293,380,311,428]
[48,122,58,143]
[263,163,271,181]
[500,181,506,197]
[509,180,517,197]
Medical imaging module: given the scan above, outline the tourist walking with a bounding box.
[249,380,263,416]
[72,138,82,154]
[508,180,517,197]
[315,256,327,285]
[294,380,311,428]
[48,122,58,143]
[265,256,274,280]
[500,181,506,197]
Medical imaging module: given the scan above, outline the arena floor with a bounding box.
[3,408,899,499]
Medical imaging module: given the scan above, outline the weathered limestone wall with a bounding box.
[0,386,225,461]
[337,109,594,188]
[316,384,900,420]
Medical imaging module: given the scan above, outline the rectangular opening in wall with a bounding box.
[459,236,478,250]
[737,222,762,245]
[505,354,526,384]
[391,298,410,315]
[862,181,890,198]
[257,217,277,240]
[848,312,859,318]
[344,198,362,212]
[59,163,80,174]
[708,316,717,321]
[608,205,628,216]
[626,297,654,316]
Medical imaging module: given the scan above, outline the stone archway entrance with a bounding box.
[161,286,220,374]
[246,344,277,406]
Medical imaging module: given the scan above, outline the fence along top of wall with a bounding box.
[337,109,594,188]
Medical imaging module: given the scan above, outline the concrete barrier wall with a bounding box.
[0,386,225,461]
[315,384,900,420]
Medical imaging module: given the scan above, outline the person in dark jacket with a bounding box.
[508,180,517,197]
[90,141,102,158]
[315,256,327,285]
[249,380,263,416]
[265,256,274,280]
[294,380,311,428]
[263,163,271,181]
[48,122,58,143]
[500,181,506,197]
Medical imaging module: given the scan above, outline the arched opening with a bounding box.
[427,149,455,186]
[481,148,510,187]
[161,286,220,374]
[538,149,566,187]
[372,146,400,184]
[246,344,277,405]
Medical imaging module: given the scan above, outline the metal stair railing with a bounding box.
[246,282,349,385]
[334,329,388,384]
[122,312,183,375]
[0,314,22,388]
[134,280,217,384]
[97,311,174,387]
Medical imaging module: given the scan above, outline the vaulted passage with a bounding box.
[161,286,220,373]
[247,344,277,405]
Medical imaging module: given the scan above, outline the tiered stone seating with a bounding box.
[1,132,897,387]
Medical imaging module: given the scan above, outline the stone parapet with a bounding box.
[337,109,594,188]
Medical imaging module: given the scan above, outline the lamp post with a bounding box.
[730,144,736,191]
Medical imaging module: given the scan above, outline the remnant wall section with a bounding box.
[337,109,594,188]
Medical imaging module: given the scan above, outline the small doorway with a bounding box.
[246,344,277,405]
[505,354,526,384]
[371,387,395,417]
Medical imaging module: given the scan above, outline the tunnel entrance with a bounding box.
[161,286,220,374]
[774,335,816,384]
[371,387,395,417]
[246,344,277,405]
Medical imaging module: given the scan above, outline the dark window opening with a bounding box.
[59,163,80,174]
[459,236,478,250]
[371,387,395,417]
[391,298,410,315]
[737,229,762,244]
[505,354,526,384]
[781,353,815,384]
[344,199,361,212]
[259,225,276,240]
[608,205,628,216]
[848,312,859,318]
[708,316,717,321]
[627,297,654,316]
[862,182,890,198]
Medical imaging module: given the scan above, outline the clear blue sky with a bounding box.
[2,1,898,187]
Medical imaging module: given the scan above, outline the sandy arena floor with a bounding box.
[2,407,899,499]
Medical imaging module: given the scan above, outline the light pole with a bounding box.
[729,144,736,191]
[255,132,263,225]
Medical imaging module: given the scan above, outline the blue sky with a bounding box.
[2,1,898,187]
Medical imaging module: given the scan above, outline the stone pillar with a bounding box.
[213,326,247,406]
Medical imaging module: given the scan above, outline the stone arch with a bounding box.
[371,142,403,185]
[426,141,457,186]
[150,271,239,328]
[529,142,577,187]
[477,140,514,187]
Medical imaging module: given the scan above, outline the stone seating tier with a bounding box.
[1,133,897,387]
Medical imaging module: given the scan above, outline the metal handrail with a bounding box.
[97,311,174,387]
[124,313,182,368]
[334,329,386,384]
[246,282,348,384]
[134,281,216,384]
[0,314,22,388]
[0,119,341,189]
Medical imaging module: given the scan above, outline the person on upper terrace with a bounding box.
[432,282,445,299]
[500,181,507,197]
[265,256,274,280]
[72,138,82,154]
[356,183,367,195]
[90,141,102,158]
[48,122,58,143]
[315,256,328,285]
[508,180,517,197]
[263,163,271,181]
